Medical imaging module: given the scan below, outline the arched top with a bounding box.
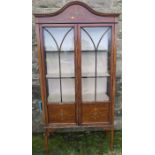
[34,1,120,24]
[34,1,119,17]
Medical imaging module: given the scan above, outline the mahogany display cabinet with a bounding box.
[34,1,119,152]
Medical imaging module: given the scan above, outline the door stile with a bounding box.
[105,24,114,124]
[110,23,116,125]
[39,24,49,124]
[74,24,79,125]
[110,24,115,125]
[36,24,48,125]
[77,24,82,125]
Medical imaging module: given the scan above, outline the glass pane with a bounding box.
[43,27,75,103]
[62,79,75,102]
[61,29,74,51]
[96,77,109,101]
[97,52,108,76]
[82,51,95,76]
[98,29,111,75]
[81,27,111,102]
[81,29,94,51]
[61,51,75,77]
[46,53,59,77]
[98,28,111,51]
[82,78,95,101]
[47,79,61,102]
[43,29,57,51]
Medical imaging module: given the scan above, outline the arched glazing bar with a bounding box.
[60,28,73,50]
[96,28,110,50]
[44,28,59,51]
[81,28,96,50]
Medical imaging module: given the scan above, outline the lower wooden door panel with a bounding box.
[47,103,110,124]
[47,104,76,123]
[81,103,110,123]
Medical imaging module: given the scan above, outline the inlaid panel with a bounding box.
[82,103,109,123]
[48,104,75,123]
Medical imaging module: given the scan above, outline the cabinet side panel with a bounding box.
[35,23,48,124]
[111,23,117,125]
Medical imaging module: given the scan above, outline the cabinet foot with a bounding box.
[105,129,114,151]
[110,129,114,151]
[44,129,49,154]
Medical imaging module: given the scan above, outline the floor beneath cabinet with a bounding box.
[32,131,122,155]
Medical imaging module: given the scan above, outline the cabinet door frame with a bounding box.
[36,23,116,125]
[77,23,115,125]
[38,24,79,124]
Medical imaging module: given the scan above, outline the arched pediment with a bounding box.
[34,1,119,24]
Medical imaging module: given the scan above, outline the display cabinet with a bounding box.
[34,1,119,152]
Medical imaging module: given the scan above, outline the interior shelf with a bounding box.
[82,50,109,52]
[45,50,108,53]
[48,94,75,103]
[47,93,109,103]
[82,93,109,102]
[82,72,110,77]
[46,72,110,78]
[45,50,74,53]
[46,73,75,78]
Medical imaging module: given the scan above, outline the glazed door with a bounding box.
[40,24,113,125]
[78,24,113,124]
[41,25,78,124]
